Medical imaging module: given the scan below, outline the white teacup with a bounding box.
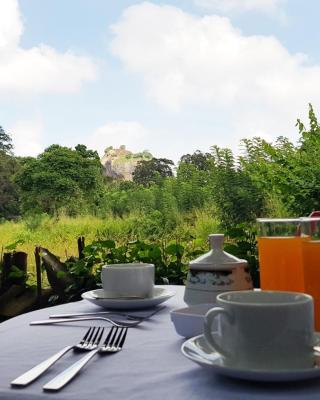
[204,290,315,370]
[101,263,155,298]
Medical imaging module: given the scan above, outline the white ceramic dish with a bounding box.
[82,287,175,310]
[181,333,320,382]
[170,304,217,338]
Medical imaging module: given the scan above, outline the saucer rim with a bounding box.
[85,287,173,302]
[81,286,175,309]
[181,332,320,382]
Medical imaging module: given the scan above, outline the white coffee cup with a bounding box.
[101,263,155,298]
[204,290,315,370]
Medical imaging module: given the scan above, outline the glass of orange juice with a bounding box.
[301,217,320,330]
[257,218,305,292]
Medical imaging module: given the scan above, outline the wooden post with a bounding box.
[1,253,12,293]
[77,236,85,259]
[34,247,42,304]
[0,251,27,294]
[40,247,73,298]
[11,252,27,274]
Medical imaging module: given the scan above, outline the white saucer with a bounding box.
[181,333,320,382]
[81,287,175,310]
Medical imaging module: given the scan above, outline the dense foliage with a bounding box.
[0,126,20,220]
[61,239,196,302]
[1,105,320,288]
[132,157,174,186]
[2,106,320,223]
[14,144,105,216]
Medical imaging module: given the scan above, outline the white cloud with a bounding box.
[194,0,285,14]
[110,3,320,148]
[86,121,149,156]
[0,0,97,96]
[10,119,44,157]
[0,0,22,49]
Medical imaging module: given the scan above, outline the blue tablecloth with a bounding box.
[1,285,320,399]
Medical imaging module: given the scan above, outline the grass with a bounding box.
[0,211,220,285]
[0,215,107,282]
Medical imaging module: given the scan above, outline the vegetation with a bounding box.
[132,157,174,186]
[0,212,218,282]
[0,126,20,220]
[14,144,105,216]
[1,104,320,289]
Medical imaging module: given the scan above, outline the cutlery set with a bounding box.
[11,306,164,391]
[11,326,127,391]
[29,306,165,327]
[10,263,169,393]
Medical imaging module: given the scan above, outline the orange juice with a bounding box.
[258,236,305,292]
[302,240,320,331]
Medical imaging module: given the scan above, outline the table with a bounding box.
[1,285,320,400]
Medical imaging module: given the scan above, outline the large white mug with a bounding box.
[204,290,315,370]
[101,263,155,298]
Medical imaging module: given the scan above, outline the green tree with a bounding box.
[292,104,320,214]
[0,126,13,154]
[239,104,320,217]
[174,151,215,212]
[132,158,174,187]
[179,150,213,171]
[175,162,210,211]
[209,146,264,228]
[15,144,105,216]
[239,137,295,215]
[0,126,20,219]
[0,153,20,219]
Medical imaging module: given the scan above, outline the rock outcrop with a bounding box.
[100,145,152,181]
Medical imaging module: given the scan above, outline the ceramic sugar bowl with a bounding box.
[184,234,253,305]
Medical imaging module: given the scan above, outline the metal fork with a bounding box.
[49,306,165,320]
[43,326,128,391]
[30,316,141,327]
[30,306,165,327]
[11,326,104,387]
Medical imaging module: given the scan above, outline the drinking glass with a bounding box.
[257,218,305,292]
[301,217,320,330]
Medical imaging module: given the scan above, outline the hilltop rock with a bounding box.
[101,145,152,181]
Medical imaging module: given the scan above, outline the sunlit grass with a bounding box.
[0,211,220,285]
[0,215,106,280]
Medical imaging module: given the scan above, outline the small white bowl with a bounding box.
[170,303,218,338]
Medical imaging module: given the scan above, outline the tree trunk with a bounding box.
[34,247,42,304]
[77,236,85,259]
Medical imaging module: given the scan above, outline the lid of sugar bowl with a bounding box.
[189,234,247,271]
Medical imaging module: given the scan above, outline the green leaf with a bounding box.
[57,270,66,279]
[100,240,116,249]
[8,266,25,279]
[5,239,25,251]
[165,243,184,257]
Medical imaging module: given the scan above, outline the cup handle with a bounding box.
[204,307,233,358]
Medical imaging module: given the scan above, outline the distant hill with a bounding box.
[100,145,153,181]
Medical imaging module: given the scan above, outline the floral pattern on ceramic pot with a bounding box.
[188,270,234,286]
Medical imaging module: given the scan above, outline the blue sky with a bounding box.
[1,0,320,162]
